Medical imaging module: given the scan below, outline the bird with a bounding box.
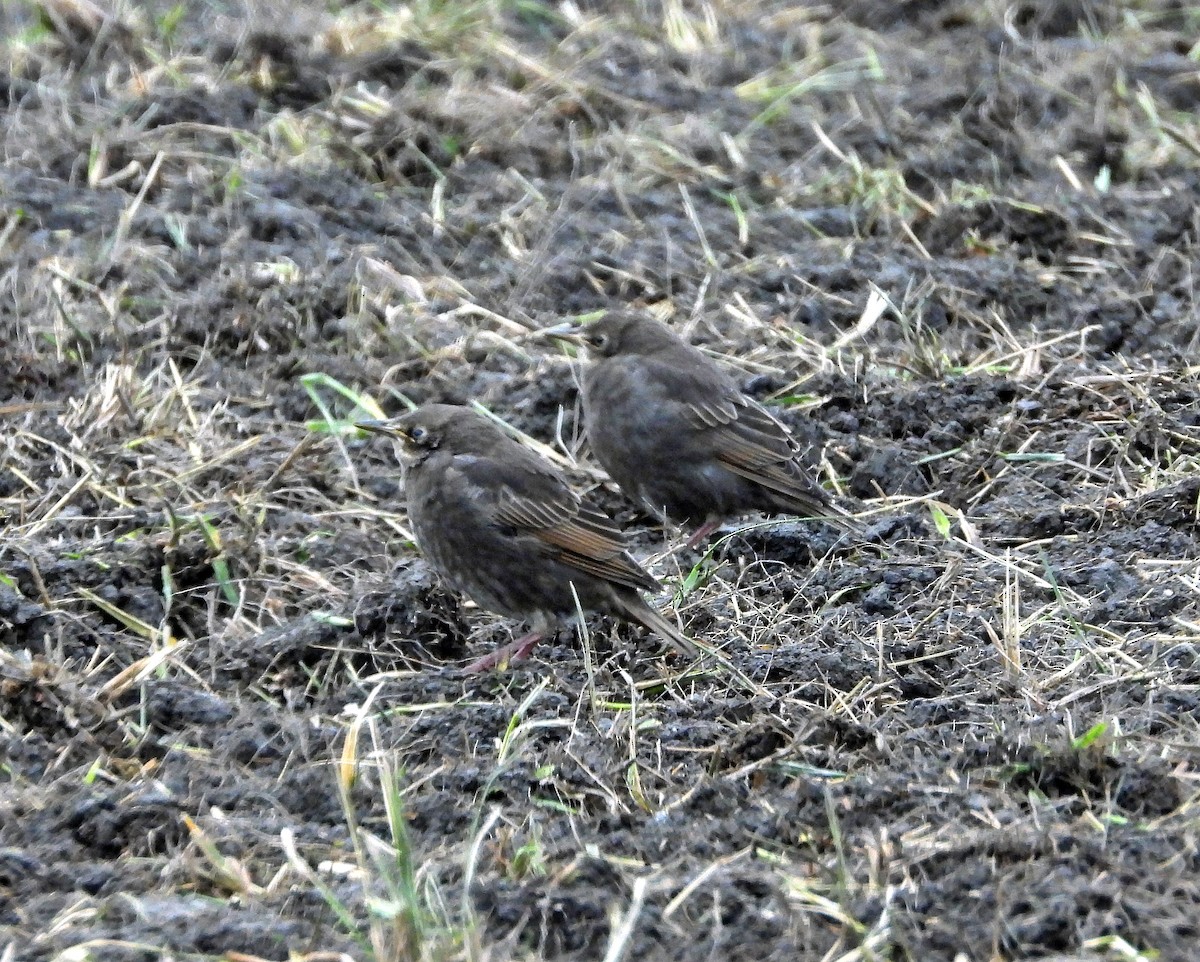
[545,312,859,548]
[356,403,698,673]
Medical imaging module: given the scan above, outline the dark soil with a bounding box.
[3,1,1200,959]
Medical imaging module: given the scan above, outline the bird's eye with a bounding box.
[589,332,609,350]
[409,426,429,444]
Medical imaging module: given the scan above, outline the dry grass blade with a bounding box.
[3,2,1200,959]
[182,814,265,897]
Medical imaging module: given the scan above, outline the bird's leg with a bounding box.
[464,630,545,673]
[685,517,722,549]
[511,629,548,661]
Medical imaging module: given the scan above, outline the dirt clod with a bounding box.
[3,1,1200,959]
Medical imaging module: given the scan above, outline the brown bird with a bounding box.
[547,312,859,547]
[357,403,697,672]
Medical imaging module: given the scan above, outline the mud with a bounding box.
[2,1,1199,959]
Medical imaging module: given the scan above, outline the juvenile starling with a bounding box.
[357,403,697,672]
[547,312,858,547]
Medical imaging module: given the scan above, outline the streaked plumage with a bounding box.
[359,403,696,671]
[550,312,858,546]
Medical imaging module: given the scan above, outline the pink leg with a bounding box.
[464,630,545,673]
[685,517,722,550]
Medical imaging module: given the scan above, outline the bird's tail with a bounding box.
[817,498,864,536]
[764,481,862,537]
[753,468,863,537]
[620,596,698,658]
[619,595,772,698]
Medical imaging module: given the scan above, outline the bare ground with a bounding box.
[2,1,1200,960]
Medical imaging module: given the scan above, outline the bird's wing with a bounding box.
[640,353,819,496]
[458,452,659,594]
[683,391,832,509]
[624,346,847,525]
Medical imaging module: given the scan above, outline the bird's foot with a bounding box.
[464,631,545,673]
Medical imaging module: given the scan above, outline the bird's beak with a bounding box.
[356,418,409,440]
[538,321,587,346]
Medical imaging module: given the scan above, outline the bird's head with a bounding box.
[542,311,681,359]
[357,403,487,460]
